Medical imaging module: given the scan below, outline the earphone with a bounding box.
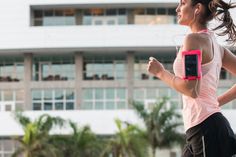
[195,8,199,15]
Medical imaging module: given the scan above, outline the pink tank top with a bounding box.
[173,30,223,131]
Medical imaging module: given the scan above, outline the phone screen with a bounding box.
[185,54,198,77]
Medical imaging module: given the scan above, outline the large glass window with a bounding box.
[33,9,76,26]
[83,55,126,80]
[81,88,127,110]
[33,55,75,81]
[32,7,177,26]
[0,57,24,82]
[133,88,181,109]
[32,89,75,110]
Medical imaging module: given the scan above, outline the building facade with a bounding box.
[0,0,236,156]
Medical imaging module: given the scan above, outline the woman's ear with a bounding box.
[194,3,202,15]
[195,8,199,15]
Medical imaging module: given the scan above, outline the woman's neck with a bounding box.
[190,24,208,33]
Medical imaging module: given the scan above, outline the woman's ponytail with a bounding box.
[211,0,236,44]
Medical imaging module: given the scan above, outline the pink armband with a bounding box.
[182,50,202,80]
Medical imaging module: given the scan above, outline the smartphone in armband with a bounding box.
[182,50,202,80]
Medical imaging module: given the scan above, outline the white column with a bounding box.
[24,53,33,110]
[127,51,134,108]
[75,52,83,109]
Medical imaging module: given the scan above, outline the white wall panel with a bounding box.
[0,110,236,136]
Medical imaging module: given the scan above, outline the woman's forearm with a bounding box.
[218,84,236,106]
[157,69,200,98]
[148,57,200,98]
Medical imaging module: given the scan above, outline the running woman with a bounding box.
[147,0,236,156]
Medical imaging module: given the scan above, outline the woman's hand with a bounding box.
[218,84,236,107]
[147,57,165,78]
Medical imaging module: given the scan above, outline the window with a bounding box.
[83,55,126,80]
[82,8,127,25]
[106,9,117,16]
[33,55,75,81]
[168,8,176,15]
[34,10,43,18]
[133,88,181,109]
[32,7,177,26]
[33,9,76,26]
[91,16,120,25]
[146,8,156,15]
[134,59,150,80]
[32,89,75,110]
[45,10,53,16]
[134,8,177,25]
[157,8,166,15]
[0,90,24,111]
[55,9,64,16]
[0,139,15,157]
[133,8,145,15]
[134,55,174,80]
[81,88,127,110]
[118,8,126,15]
[0,57,24,82]
[34,10,43,26]
[91,8,104,16]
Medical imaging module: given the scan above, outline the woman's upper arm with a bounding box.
[182,34,202,51]
[179,34,202,98]
[222,48,236,76]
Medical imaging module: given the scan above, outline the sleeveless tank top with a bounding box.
[173,30,223,131]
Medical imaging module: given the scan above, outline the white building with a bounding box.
[0,0,236,156]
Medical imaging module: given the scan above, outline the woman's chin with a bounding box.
[177,20,187,26]
[177,22,183,25]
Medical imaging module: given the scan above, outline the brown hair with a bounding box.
[191,0,236,44]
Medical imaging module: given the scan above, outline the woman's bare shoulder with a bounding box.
[182,33,204,50]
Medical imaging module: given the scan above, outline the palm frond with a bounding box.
[14,111,31,128]
[132,96,184,156]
